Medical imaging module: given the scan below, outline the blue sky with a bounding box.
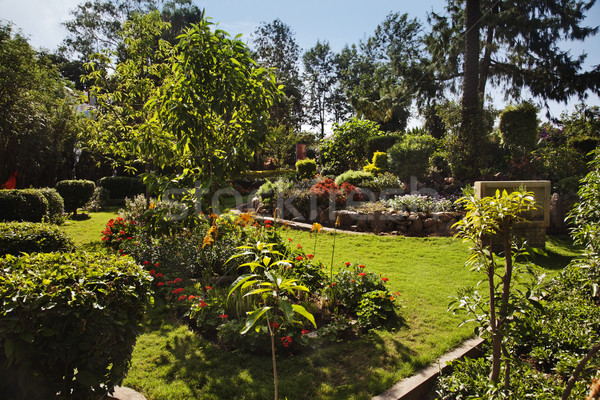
[2,0,600,126]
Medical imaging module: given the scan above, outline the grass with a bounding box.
[58,211,582,399]
[57,208,119,250]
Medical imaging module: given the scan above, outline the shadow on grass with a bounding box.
[528,235,583,271]
[137,302,419,400]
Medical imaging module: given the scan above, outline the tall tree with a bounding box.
[337,13,423,132]
[428,0,600,179]
[0,23,81,188]
[250,19,302,130]
[302,40,336,139]
[60,0,202,61]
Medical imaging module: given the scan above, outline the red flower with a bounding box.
[143,261,150,265]
[269,322,279,329]
[301,329,310,334]
[345,262,351,266]
[119,230,125,235]
[188,295,196,301]
[288,238,293,242]
[295,256,304,261]
[328,283,336,288]
[198,300,208,307]
[307,254,314,259]
[358,264,366,269]
[206,286,212,290]
[178,295,186,301]
[157,282,165,287]
[297,244,302,249]
[265,224,272,229]
[126,237,132,240]
[155,273,164,278]
[358,272,366,277]
[154,262,160,267]
[382,277,389,282]
[265,219,273,224]
[281,336,292,347]
[219,314,228,319]
[351,279,355,282]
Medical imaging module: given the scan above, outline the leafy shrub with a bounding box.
[365,134,401,158]
[239,169,296,180]
[320,117,383,171]
[37,188,65,223]
[84,186,111,211]
[335,170,373,187]
[55,179,96,214]
[0,222,75,256]
[101,216,138,249]
[358,172,404,195]
[364,151,389,174]
[309,178,361,207]
[0,189,48,222]
[356,290,396,329]
[0,252,152,399]
[99,176,145,200]
[256,178,294,206]
[387,134,438,181]
[499,102,539,154]
[296,158,317,180]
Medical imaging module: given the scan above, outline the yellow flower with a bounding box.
[237,212,255,226]
[202,235,214,248]
[311,222,323,233]
[207,224,218,238]
[148,203,155,210]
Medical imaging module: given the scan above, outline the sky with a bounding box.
[2,0,600,127]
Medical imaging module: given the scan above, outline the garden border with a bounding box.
[372,337,484,400]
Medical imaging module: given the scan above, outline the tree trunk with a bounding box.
[459,0,482,180]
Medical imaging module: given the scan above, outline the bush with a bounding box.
[37,188,65,223]
[320,117,383,171]
[296,158,317,180]
[0,252,152,399]
[335,170,374,187]
[256,178,294,206]
[99,176,145,200]
[499,102,539,154]
[55,180,96,214]
[387,134,438,181]
[84,186,111,211]
[0,189,48,223]
[358,172,404,195]
[363,151,388,174]
[365,134,401,158]
[0,222,76,256]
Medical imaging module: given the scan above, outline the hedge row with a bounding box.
[0,189,47,222]
[0,222,75,256]
[0,252,152,399]
[99,176,145,200]
[56,180,95,214]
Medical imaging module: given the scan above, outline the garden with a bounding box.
[2,1,600,399]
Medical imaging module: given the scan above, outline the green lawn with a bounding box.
[58,208,120,249]
[59,211,581,399]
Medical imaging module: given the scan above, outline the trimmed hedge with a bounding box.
[239,169,296,180]
[0,222,75,256]
[365,134,401,158]
[99,176,145,200]
[0,189,48,222]
[296,158,317,180]
[37,188,65,223]
[56,180,95,214]
[0,252,152,399]
[335,170,374,186]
